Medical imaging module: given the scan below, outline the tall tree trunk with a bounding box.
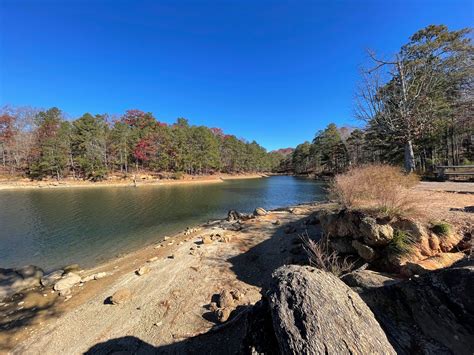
[404,140,416,173]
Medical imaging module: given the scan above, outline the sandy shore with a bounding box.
[0,203,327,353]
[0,173,268,191]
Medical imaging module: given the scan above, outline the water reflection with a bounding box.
[0,176,326,271]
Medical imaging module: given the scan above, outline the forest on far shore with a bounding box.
[1,25,473,181]
[0,107,284,180]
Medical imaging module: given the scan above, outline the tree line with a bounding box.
[280,25,473,175]
[0,107,283,180]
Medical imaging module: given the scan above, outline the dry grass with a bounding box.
[301,232,355,276]
[331,164,421,218]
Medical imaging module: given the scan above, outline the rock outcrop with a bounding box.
[319,209,464,273]
[267,265,396,354]
[361,259,474,354]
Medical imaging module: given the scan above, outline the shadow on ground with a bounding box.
[0,290,62,351]
[85,212,322,354]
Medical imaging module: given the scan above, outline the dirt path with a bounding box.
[5,205,323,354]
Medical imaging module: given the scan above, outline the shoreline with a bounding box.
[0,202,327,352]
[1,183,472,352]
[0,173,269,191]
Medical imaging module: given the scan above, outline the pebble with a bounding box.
[147,257,158,262]
[136,266,150,276]
[18,301,25,306]
[163,236,170,241]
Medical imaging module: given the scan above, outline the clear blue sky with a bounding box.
[0,0,472,150]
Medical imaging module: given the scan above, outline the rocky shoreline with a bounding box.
[1,187,472,353]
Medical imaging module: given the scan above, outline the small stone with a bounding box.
[154,245,162,249]
[147,257,158,263]
[352,240,376,261]
[217,289,235,308]
[254,207,267,216]
[63,264,81,274]
[136,266,150,276]
[168,255,175,259]
[273,220,281,225]
[217,307,232,322]
[54,273,81,292]
[110,289,132,305]
[18,301,25,306]
[202,236,213,244]
[41,270,64,287]
[163,236,170,241]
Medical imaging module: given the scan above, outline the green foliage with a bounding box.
[6,107,282,180]
[388,230,414,257]
[432,222,452,237]
[171,171,184,180]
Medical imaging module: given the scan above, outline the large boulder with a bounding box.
[341,269,400,293]
[267,265,396,354]
[0,265,44,300]
[361,259,474,354]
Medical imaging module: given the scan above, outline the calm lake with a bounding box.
[0,176,326,271]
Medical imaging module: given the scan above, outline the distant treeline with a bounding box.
[0,107,283,180]
[279,25,473,175]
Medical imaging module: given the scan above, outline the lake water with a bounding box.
[0,176,326,271]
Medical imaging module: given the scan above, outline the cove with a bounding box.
[0,176,326,271]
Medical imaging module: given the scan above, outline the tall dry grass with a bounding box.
[301,232,355,276]
[331,164,421,218]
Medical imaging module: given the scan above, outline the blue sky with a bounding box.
[0,0,472,150]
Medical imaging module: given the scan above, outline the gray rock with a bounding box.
[254,207,267,216]
[361,259,474,354]
[360,217,394,246]
[341,270,400,292]
[63,264,81,274]
[267,265,396,355]
[53,272,81,292]
[41,270,64,287]
[0,265,44,300]
[352,240,376,261]
[330,236,356,254]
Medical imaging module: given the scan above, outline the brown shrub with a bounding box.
[331,164,420,218]
[301,232,355,276]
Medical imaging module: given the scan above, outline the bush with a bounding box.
[331,164,419,218]
[301,232,355,276]
[171,171,184,180]
[387,230,414,257]
[432,222,452,237]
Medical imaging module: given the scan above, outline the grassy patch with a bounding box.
[388,230,414,257]
[432,222,452,237]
